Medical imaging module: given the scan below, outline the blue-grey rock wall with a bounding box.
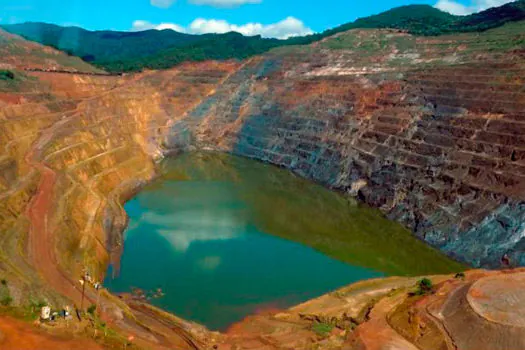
[161,56,525,269]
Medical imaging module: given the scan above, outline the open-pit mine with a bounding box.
[0,7,525,350]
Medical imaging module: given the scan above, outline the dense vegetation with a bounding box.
[313,0,525,38]
[94,32,282,72]
[0,22,204,63]
[0,21,282,72]
[0,70,15,80]
[1,0,524,72]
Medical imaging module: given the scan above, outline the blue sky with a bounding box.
[0,0,514,38]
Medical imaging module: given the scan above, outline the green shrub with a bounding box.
[30,299,47,308]
[87,304,97,315]
[1,296,13,306]
[414,278,433,295]
[454,272,465,279]
[0,70,15,80]
[28,299,48,315]
[1,279,7,286]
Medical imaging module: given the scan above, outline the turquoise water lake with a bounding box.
[104,152,463,331]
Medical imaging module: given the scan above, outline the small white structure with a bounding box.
[40,306,51,320]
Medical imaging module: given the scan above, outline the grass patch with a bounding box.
[0,298,46,321]
[89,312,138,349]
[311,322,334,336]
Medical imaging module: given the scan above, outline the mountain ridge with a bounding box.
[2,0,524,72]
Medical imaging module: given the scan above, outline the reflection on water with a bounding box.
[105,152,463,330]
[137,209,245,252]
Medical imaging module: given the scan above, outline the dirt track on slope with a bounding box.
[22,85,205,349]
[25,115,91,308]
[0,316,102,350]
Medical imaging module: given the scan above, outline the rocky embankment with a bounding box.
[174,23,525,268]
[0,21,525,349]
[216,268,525,350]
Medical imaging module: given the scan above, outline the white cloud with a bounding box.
[435,0,471,15]
[189,0,261,8]
[158,227,241,252]
[151,0,176,8]
[189,17,313,38]
[138,211,244,252]
[131,20,186,32]
[189,18,234,34]
[435,0,514,15]
[131,16,313,39]
[258,16,313,39]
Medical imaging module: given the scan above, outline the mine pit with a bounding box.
[104,152,462,330]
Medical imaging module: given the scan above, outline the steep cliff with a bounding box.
[170,22,525,268]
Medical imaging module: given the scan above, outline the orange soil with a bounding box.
[0,317,102,350]
[0,93,24,104]
[20,73,217,349]
[25,116,93,308]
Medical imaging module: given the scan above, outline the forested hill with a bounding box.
[0,22,244,63]
[2,0,524,72]
[317,0,525,38]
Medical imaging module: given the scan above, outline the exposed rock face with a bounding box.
[166,24,525,268]
[1,21,525,349]
[1,63,240,296]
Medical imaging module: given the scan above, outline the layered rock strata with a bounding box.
[1,21,525,349]
[171,23,525,268]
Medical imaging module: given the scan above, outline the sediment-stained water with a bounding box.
[104,152,463,330]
